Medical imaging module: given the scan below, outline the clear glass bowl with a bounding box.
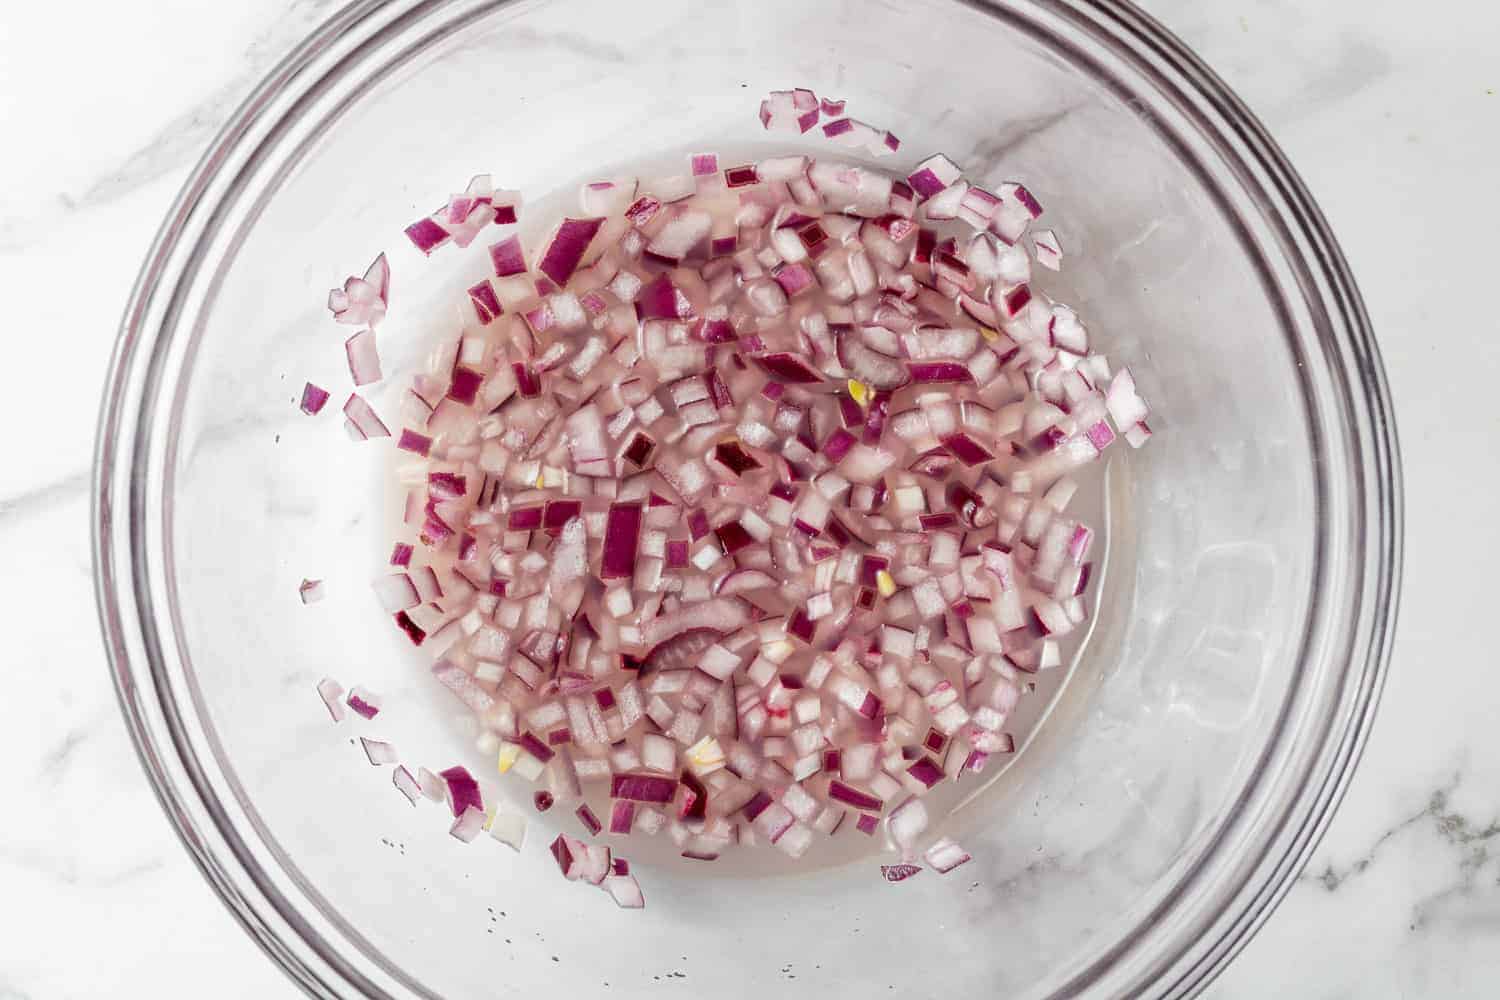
[93,0,1401,996]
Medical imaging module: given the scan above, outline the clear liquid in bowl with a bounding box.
[376,147,1127,875]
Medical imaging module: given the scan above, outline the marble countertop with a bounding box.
[2,0,1495,996]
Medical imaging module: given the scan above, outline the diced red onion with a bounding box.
[635,274,695,320]
[647,210,712,263]
[611,773,678,803]
[300,382,330,415]
[346,686,383,719]
[827,780,883,812]
[576,804,603,836]
[360,737,398,766]
[907,153,962,198]
[344,330,382,387]
[450,806,487,843]
[404,217,450,256]
[601,502,643,579]
[1033,229,1063,270]
[392,766,420,805]
[342,393,389,439]
[538,218,604,286]
[609,801,636,834]
[880,863,922,883]
[757,352,824,384]
[344,119,1153,882]
[439,765,482,818]
[603,873,645,909]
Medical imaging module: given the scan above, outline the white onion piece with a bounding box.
[360,737,398,766]
[886,796,929,860]
[450,806,487,843]
[580,178,638,217]
[316,678,345,722]
[603,873,645,908]
[923,837,972,873]
[489,810,527,851]
[417,768,445,802]
[1033,229,1063,270]
[392,766,421,805]
[327,253,390,326]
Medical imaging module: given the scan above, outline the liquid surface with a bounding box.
[377,144,1133,875]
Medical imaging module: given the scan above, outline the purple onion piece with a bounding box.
[537,217,604,286]
[439,766,482,818]
[601,503,643,579]
[300,382,330,415]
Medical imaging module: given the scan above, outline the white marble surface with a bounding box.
[1,0,1495,996]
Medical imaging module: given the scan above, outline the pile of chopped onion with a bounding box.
[307,86,1153,898]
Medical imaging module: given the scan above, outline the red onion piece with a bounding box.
[404,217,450,255]
[538,218,604,286]
[880,863,923,883]
[609,801,636,834]
[724,165,759,188]
[757,352,824,384]
[346,686,383,719]
[907,153,962,198]
[300,382,330,415]
[342,394,389,439]
[468,280,502,323]
[1033,228,1063,270]
[360,737,398,766]
[550,833,578,875]
[611,773,678,803]
[519,731,555,763]
[450,806,487,843]
[907,362,973,384]
[392,766,420,805]
[601,503,643,579]
[396,429,432,456]
[439,765,482,818]
[603,873,645,909]
[647,209,712,263]
[577,804,603,836]
[344,330,382,387]
[635,274,695,320]
[316,678,345,722]
[827,780,884,812]
[489,235,526,277]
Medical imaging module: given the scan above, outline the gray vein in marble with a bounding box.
[1304,771,1500,932]
[1272,34,1393,123]
[965,102,1090,169]
[0,0,338,252]
[462,24,630,64]
[0,976,33,1000]
[0,469,89,522]
[1144,0,1394,127]
[39,724,95,782]
[0,844,166,890]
